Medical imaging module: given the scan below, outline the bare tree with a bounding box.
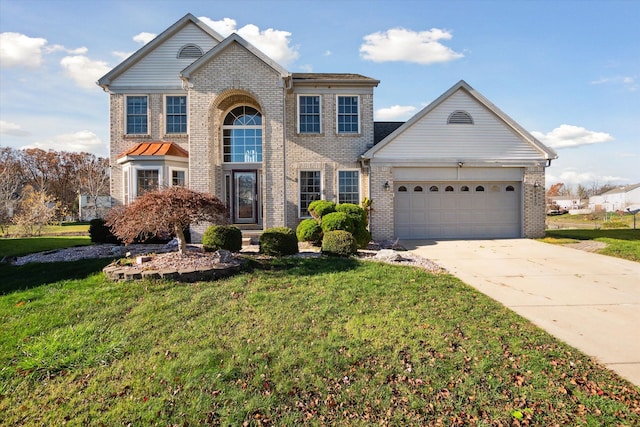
[76,153,110,219]
[0,147,24,234]
[12,185,60,236]
[106,187,228,254]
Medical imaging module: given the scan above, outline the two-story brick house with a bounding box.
[98,13,557,242]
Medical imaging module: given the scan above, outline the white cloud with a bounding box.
[60,55,111,89]
[298,64,313,73]
[199,16,300,66]
[360,28,464,64]
[45,44,88,55]
[531,124,614,149]
[375,105,417,121]
[0,120,30,137]
[133,32,156,45]
[323,50,332,56]
[547,169,628,186]
[591,76,638,92]
[0,32,47,68]
[112,50,133,60]
[23,130,105,154]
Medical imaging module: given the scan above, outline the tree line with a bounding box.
[0,146,110,235]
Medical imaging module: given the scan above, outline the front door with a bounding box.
[233,170,257,224]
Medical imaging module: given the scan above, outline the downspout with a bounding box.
[281,76,291,227]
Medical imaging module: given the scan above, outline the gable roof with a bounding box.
[601,183,640,195]
[98,13,223,89]
[180,33,290,81]
[374,122,404,144]
[117,142,188,160]
[362,80,558,161]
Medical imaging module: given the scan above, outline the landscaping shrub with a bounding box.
[202,225,242,252]
[89,218,120,244]
[353,227,372,249]
[322,230,357,257]
[259,227,299,256]
[336,203,367,229]
[308,200,336,219]
[296,218,323,244]
[321,211,354,234]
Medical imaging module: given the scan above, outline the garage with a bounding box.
[394,181,521,239]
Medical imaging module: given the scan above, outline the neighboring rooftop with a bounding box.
[601,183,640,195]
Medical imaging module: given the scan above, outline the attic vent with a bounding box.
[178,44,203,59]
[447,110,474,125]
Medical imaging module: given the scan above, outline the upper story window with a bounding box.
[126,96,148,134]
[178,44,203,59]
[447,110,474,125]
[337,95,359,133]
[298,95,321,134]
[223,106,263,163]
[166,96,187,134]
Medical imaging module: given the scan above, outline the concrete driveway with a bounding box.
[404,239,640,386]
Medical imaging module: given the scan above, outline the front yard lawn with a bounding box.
[0,236,92,258]
[544,229,640,262]
[1,257,638,425]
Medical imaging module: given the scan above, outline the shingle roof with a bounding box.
[374,122,404,144]
[601,183,640,195]
[291,73,379,86]
[117,142,188,159]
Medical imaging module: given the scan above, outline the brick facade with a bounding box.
[101,16,555,243]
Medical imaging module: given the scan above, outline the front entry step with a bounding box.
[241,230,262,246]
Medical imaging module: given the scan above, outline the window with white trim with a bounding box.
[337,95,359,133]
[299,170,321,217]
[171,169,186,187]
[298,95,321,133]
[166,96,187,134]
[338,170,359,204]
[126,96,148,134]
[137,169,159,195]
[223,106,262,163]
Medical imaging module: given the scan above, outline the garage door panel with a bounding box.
[395,181,521,239]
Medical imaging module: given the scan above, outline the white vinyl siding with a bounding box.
[110,23,219,89]
[374,90,542,160]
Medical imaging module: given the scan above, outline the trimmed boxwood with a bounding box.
[296,218,323,244]
[321,211,354,234]
[322,230,357,257]
[259,227,299,256]
[202,225,242,252]
[336,203,367,229]
[353,227,372,249]
[308,200,336,219]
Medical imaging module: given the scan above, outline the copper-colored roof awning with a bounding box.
[117,142,189,159]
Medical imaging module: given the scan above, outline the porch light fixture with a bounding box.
[383,181,390,190]
[458,162,464,168]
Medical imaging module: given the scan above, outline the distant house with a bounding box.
[548,197,582,211]
[79,195,112,221]
[97,13,557,241]
[589,184,640,212]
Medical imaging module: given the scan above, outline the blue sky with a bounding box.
[1,0,638,189]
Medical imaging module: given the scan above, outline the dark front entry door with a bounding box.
[233,170,257,223]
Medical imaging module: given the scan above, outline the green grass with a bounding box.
[0,236,92,258]
[3,222,90,237]
[545,229,640,262]
[1,257,638,425]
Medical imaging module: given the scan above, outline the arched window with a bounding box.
[429,185,439,192]
[475,185,485,192]
[414,186,423,192]
[178,44,203,59]
[398,186,407,192]
[506,185,515,192]
[445,186,454,192]
[461,185,470,192]
[223,106,263,163]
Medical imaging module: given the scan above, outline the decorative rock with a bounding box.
[374,249,405,262]
[136,256,152,264]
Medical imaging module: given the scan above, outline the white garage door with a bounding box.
[395,182,521,239]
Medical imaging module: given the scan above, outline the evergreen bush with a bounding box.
[308,200,336,219]
[321,211,354,234]
[202,225,242,252]
[89,218,120,244]
[259,227,299,256]
[321,230,357,257]
[296,218,323,244]
[336,203,367,229]
[353,227,372,249]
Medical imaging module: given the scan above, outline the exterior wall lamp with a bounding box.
[383,181,390,190]
[458,162,464,168]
